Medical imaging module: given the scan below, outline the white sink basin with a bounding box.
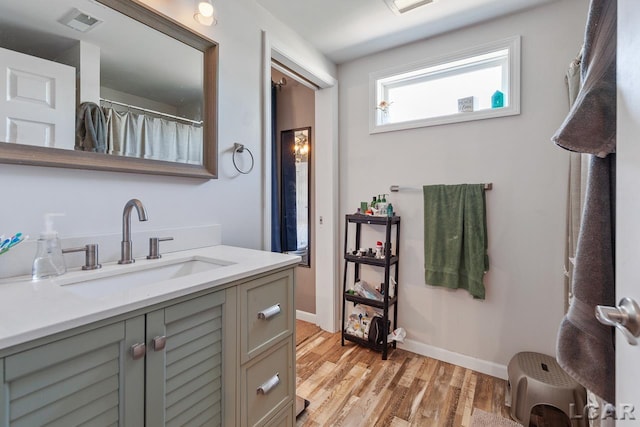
[60,257,232,298]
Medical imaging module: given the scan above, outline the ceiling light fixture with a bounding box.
[384,0,433,15]
[194,0,217,26]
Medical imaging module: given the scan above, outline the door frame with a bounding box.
[261,31,340,332]
[615,0,640,419]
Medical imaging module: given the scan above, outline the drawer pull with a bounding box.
[258,304,281,320]
[152,335,166,351]
[130,343,146,360]
[257,373,280,395]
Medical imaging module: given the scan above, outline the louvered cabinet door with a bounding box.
[0,318,145,427]
[146,290,226,427]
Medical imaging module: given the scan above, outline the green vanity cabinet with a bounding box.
[0,266,296,427]
[0,290,226,427]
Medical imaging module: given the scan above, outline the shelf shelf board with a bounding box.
[344,254,398,266]
[346,214,400,225]
[344,292,396,309]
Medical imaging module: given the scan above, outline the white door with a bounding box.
[0,46,75,149]
[614,0,640,424]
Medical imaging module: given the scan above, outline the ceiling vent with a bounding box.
[59,8,103,32]
[384,0,434,15]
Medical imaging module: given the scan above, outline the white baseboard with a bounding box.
[398,338,508,380]
[296,310,317,324]
[293,312,507,379]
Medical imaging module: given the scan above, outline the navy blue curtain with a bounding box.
[280,131,298,252]
[270,84,282,252]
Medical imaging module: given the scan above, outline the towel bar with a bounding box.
[390,183,492,192]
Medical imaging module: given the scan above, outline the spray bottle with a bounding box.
[32,213,66,279]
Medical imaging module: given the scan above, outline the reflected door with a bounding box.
[0,47,75,148]
[280,127,311,266]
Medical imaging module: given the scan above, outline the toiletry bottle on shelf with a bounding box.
[378,194,388,216]
[32,213,66,279]
[375,241,383,258]
[371,196,377,210]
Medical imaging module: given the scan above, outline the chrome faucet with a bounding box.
[118,199,148,264]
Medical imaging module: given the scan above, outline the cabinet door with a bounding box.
[0,318,145,427]
[146,290,226,427]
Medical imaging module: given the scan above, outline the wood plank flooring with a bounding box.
[295,320,570,427]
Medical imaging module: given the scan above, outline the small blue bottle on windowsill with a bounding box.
[491,90,504,108]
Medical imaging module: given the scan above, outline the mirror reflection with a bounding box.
[0,0,205,165]
[279,127,311,266]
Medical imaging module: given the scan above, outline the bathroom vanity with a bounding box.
[0,245,298,426]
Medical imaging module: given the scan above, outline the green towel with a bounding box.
[423,184,489,299]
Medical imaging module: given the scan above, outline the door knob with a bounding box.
[596,297,640,346]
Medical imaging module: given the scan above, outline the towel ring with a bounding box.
[232,143,254,174]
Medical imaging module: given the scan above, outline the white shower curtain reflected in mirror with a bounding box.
[104,107,203,164]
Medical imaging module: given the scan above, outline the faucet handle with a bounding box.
[147,237,174,260]
[62,244,102,270]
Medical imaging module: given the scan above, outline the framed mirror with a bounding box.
[279,127,311,267]
[0,0,218,179]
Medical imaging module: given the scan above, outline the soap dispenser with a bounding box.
[32,213,66,279]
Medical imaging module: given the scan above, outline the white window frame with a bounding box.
[369,36,521,134]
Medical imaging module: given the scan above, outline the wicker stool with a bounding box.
[507,352,587,427]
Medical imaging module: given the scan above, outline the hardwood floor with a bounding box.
[295,320,571,427]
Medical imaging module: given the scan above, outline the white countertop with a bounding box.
[0,245,299,352]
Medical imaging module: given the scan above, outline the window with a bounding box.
[370,36,520,133]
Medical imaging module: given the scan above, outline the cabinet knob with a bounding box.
[257,373,280,395]
[257,304,281,320]
[130,342,146,360]
[152,335,167,351]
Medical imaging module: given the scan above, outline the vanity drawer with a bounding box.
[264,402,295,427]
[241,337,294,427]
[240,269,294,362]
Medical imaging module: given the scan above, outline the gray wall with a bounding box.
[337,0,588,375]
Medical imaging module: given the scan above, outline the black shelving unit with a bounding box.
[341,214,400,360]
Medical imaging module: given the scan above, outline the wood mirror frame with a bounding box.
[0,0,218,179]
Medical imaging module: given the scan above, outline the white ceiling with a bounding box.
[257,0,558,64]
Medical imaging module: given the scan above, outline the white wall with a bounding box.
[0,0,336,277]
[338,0,588,377]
